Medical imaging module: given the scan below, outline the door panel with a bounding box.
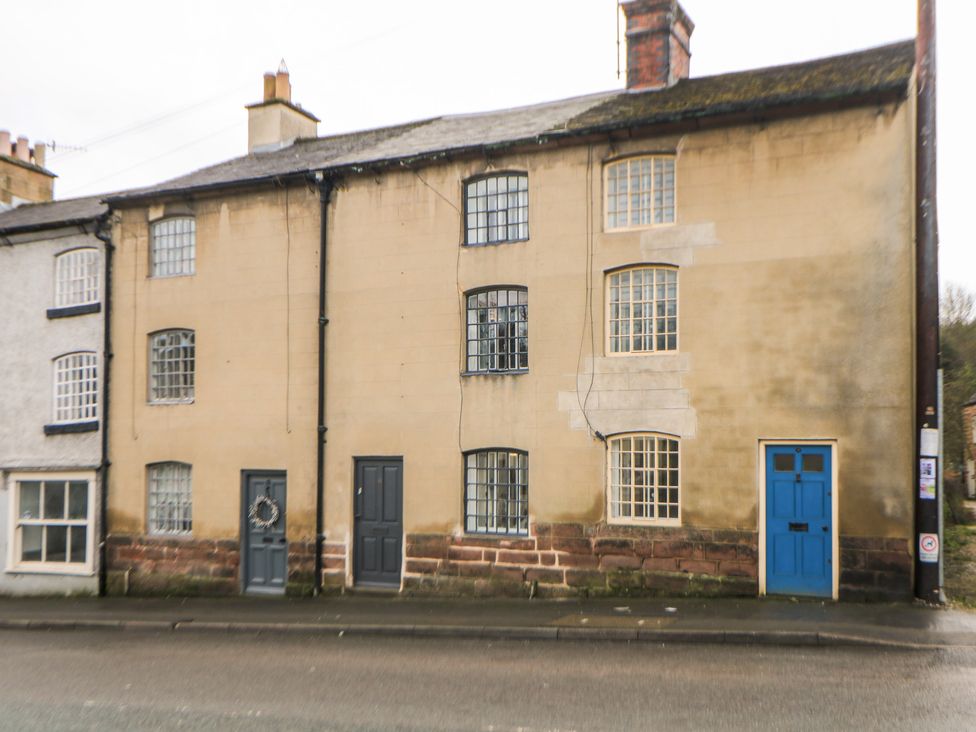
[354,458,403,587]
[242,472,287,594]
[765,445,832,597]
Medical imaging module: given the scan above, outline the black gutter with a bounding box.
[313,176,333,595]
[914,0,941,603]
[94,212,114,597]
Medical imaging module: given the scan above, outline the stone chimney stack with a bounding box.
[0,130,55,208]
[246,60,319,154]
[621,0,695,91]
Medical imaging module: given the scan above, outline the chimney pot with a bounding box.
[263,72,276,101]
[34,142,46,168]
[621,0,694,90]
[275,65,291,102]
[15,136,29,162]
[0,131,10,157]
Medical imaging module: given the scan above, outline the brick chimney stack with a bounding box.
[621,0,695,91]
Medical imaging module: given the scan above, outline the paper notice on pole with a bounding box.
[920,428,939,457]
[919,533,939,563]
[919,458,937,500]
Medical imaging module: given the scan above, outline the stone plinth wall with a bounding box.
[839,536,912,601]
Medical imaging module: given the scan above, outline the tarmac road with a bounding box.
[0,629,974,731]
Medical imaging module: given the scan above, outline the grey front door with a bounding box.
[354,458,403,587]
[242,471,287,594]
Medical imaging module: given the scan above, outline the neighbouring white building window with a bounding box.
[464,173,528,245]
[608,434,680,524]
[147,462,192,535]
[9,474,94,572]
[149,329,195,403]
[607,266,677,354]
[605,155,675,230]
[150,217,196,277]
[465,287,528,373]
[464,449,528,535]
[54,248,100,308]
[52,352,98,424]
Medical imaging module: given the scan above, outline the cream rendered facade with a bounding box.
[322,101,915,599]
[107,187,321,594]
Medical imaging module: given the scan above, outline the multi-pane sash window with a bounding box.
[147,462,192,535]
[15,477,91,567]
[53,352,98,424]
[465,449,528,535]
[609,434,679,523]
[466,287,528,373]
[54,248,100,308]
[149,329,195,403]
[606,156,675,229]
[464,173,528,245]
[150,217,196,277]
[608,266,677,353]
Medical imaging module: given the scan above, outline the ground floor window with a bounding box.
[147,462,192,535]
[8,473,94,573]
[464,449,528,535]
[608,433,680,523]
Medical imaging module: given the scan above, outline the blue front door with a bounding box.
[765,445,833,598]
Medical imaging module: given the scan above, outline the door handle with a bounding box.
[788,522,809,532]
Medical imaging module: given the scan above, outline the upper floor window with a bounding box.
[608,433,679,524]
[464,173,528,245]
[150,217,195,277]
[607,266,677,354]
[147,462,192,535]
[605,156,675,230]
[54,248,100,309]
[465,287,528,373]
[149,329,195,403]
[464,449,528,536]
[52,352,98,425]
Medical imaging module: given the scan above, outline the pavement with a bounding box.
[2,594,976,650]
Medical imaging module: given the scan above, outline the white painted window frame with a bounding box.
[150,217,196,278]
[5,471,96,576]
[148,329,195,404]
[54,248,100,308]
[757,439,839,601]
[606,432,681,527]
[604,155,677,232]
[147,462,193,536]
[605,265,679,356]
[52,351,98,424]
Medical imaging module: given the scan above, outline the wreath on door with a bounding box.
[248,495,280,530]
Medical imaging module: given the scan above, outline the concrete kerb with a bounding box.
[0,617,959,649]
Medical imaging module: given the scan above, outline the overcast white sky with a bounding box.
[2,1,971,290]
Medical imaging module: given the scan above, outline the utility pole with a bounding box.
[914,0,941,603]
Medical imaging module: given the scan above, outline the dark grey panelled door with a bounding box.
[354,458,403,587]
[242,471,287,594]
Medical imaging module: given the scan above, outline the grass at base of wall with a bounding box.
[944,524,976,611]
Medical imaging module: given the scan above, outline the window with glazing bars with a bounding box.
[149,330,195,402]
[608,266,677,353]
[53,352,98,424]
[147,462,192,535]
[609,434,679,522]
[150,217,196,277]
[465,449,528,535]
[54,249,100,308]
[606,156,675,229]
[466,287,528,372]
[16,478,90,565]
[464,173,528,245]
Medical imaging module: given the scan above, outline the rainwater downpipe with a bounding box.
[314,175,333,596]
[94,212,114,597]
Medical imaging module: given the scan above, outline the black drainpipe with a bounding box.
[314,176,334,596]
[94,212,114,597]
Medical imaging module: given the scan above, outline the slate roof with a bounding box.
[0,194,107,235]
[965,392,976,408]
[107,40,913,204]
